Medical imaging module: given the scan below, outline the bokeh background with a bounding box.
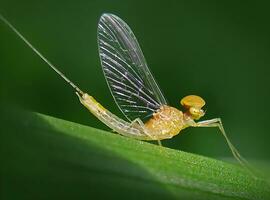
[1,1,270,162]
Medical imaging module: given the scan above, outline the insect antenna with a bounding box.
[0,14,84,96]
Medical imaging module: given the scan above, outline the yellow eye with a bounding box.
[180,95,205,108]
[189,107,198,115]
[189,107,205,120]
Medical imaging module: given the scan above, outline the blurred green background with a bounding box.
[1,0,270,162]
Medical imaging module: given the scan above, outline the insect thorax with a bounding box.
[144,105,185,140]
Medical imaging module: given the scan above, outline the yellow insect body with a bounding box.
[144,106,185,140]
[79,93,197,141]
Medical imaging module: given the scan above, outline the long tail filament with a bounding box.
[0,14,84,95]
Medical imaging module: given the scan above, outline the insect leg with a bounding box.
[131,118,156,140]
[195,118,249,167]
[131,118,145,127]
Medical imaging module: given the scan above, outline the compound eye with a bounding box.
[189,107,199,115]
[189,107,204,120]
[180,95,205,108]
[189,107,195,115]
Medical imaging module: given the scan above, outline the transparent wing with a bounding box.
[97,13,167,122]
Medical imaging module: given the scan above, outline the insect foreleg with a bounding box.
[195,118,249,167]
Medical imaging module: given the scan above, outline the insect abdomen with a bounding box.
[78,93,149,140]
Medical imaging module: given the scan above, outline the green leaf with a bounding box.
[1,108,269,200]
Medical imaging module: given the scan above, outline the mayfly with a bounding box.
[0,13,248,166]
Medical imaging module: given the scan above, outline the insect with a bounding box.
[0,13,248,167]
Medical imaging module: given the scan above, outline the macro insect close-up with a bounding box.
[1,2,270,200]
[0,13,246,166]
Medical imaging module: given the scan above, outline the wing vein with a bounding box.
[102,60,160,106]
[98,14,167,121]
